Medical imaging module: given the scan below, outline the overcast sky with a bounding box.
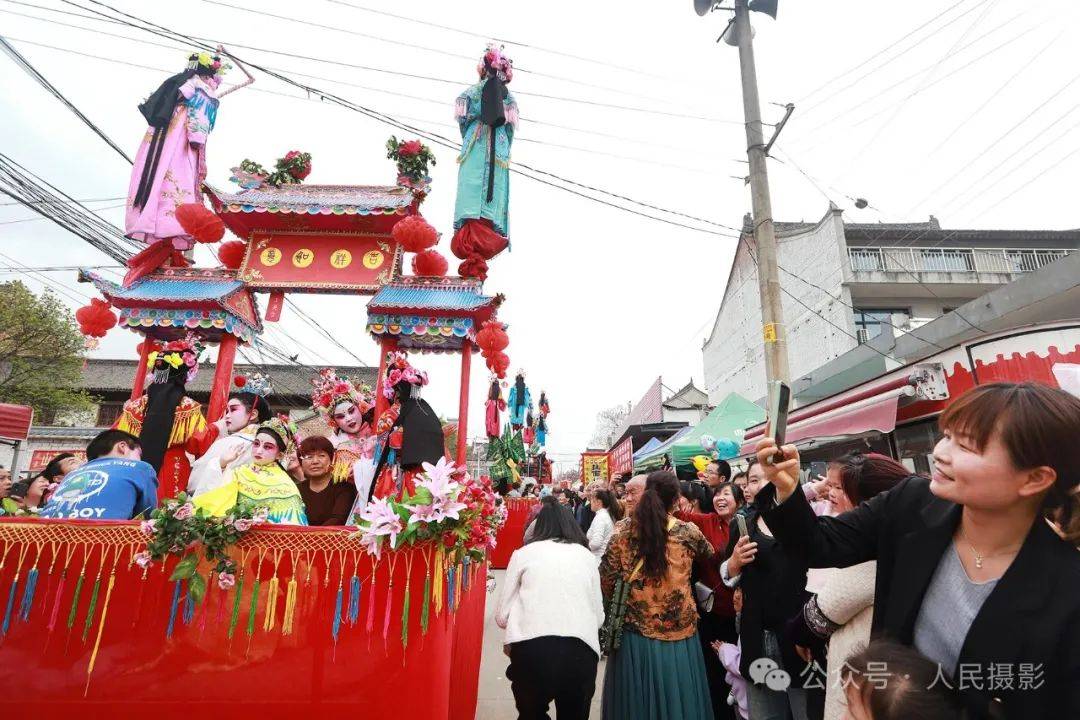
[2,0,1078,474]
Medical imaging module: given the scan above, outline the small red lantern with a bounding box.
[391,215,438,253]
[217,240,247,269]
[175,203,225,244]
[75,298,117,338]
[412,249,448,277]
[476,320,509,354]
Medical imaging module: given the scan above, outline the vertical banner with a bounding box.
[610,437,634,476]
[580,452,611,485]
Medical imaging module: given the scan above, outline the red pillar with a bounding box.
[456,340,472,468]
[130,338,154,400]
[207,333,238,423]
[374,336,398,419]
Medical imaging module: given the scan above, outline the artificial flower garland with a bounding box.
[231,150,312,189]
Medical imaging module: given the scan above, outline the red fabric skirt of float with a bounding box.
[450,219,508,281]
[0,519,486,719]
[490,497,539,569]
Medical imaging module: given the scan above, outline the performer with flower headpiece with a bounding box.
[193,415,307,525]
[311,369,378,500]
[115,335,207,500]
[451,44,518,280]
[186,372,273,497]
[370,352,446,501]
[124,46,254,286]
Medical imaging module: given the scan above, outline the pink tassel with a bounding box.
[365,575,377,634]
[382,583,392,644]
[47,574,66,634]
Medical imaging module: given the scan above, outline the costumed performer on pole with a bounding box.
[451,44,517,280]
[507,370,531,431]
[370,352,445,502]
[124,45,253,286]
[186,372,273,497]
[115,335,206,500]
[485,374,506,440]
[194,415,307,525]
[311,368,378,504]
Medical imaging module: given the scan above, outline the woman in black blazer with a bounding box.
[754,382,1080,720]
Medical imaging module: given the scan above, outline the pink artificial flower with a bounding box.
[217,572,236,590]
[139,519,157,537]
[233,517,253,532]
[173,502,195,520]
[398,140,423,157]
[252,508,269,525]
[134,551,153,569]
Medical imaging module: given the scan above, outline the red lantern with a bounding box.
[175,203,225,244]
[476,320,509,354]
[217,240,247,269]
[486,350,510,379]
[75,298,117,338]
[391,215,438,253]
[412,249,448,277]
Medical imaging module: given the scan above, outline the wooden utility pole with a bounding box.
[735,0,790,385]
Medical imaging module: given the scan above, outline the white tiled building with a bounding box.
[702,206,1079,403]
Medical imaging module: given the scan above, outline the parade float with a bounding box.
[0,44,527,718]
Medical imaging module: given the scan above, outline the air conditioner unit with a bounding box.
[856,328,869,344]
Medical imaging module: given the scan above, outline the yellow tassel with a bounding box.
[453,562,462,611]
[281,577,298,636]
[433,547,444,617]
[168,403,207,446]
[263,575,279,632]
[84,551,120,698]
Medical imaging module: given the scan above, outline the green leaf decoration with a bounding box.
[169,553,199,582]
[189,573,207,604]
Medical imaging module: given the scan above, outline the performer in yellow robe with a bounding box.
[194,416,308,525]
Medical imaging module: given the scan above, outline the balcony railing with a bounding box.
[848,247,1073,275]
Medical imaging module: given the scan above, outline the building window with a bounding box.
[95,403,124,428]
[852,308,908,342]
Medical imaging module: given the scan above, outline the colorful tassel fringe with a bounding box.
[263,575,279,632]
[282,577,298,636]
[19,565,39,621]
[420,571,431,634]
[246,578,261,639]
[227,577,244,641]
[1,572,18,636]
[82,571,104,642]
[331,585,343,644]
[166,580,182,638]
[347,575,361,625]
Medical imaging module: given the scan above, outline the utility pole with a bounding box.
[734,0,790,386]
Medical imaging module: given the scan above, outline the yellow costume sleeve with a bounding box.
[192,475,239,517]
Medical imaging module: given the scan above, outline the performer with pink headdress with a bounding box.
[311,369,378,505]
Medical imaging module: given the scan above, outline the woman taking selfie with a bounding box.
[756,382,1080,718]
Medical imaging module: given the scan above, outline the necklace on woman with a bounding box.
[960,530,1022,569]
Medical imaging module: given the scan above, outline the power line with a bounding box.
[320,0,664,78]
[0,33,131,163]
[0,201,125,225]
[197,0,718,110]
[796,0,975,105]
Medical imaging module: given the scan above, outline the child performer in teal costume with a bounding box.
[451,45,518,280]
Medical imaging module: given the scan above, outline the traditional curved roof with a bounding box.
[208,184,415,215]
[366,276,502,354]
[79,267,262,344]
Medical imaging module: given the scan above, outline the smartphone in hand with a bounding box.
[765,380,791,464]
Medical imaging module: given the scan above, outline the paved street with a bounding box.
[476,570,606,719]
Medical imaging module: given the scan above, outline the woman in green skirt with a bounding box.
[600,471,715,720]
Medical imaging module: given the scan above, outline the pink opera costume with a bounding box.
[124,48,253,287]
[311,369,379,506]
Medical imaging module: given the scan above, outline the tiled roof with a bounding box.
[663,380,710,409]
[208,184,414,215]
[368,276,498,312]
[77,359,375,397]
[83,268,243,303]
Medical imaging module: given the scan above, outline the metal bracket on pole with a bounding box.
[764,103,795,156]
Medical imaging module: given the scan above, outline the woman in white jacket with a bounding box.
[786,452,913,720]
[585,489,624,563]
[496,501,605,720]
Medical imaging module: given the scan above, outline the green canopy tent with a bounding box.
[634,392,765,472]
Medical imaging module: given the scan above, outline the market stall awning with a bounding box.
[668,392,765,467]
[632,437,662,461]
[633,426,694,471]
[739,383,916,456]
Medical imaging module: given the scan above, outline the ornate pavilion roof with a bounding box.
[366,276,502,354]
[80,267,262,344]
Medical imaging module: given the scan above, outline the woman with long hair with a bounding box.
[600,471,714,719]
[586,488,623,563]
[786,452,912,720]
[496,501,604,720]
[757,382,1080,718]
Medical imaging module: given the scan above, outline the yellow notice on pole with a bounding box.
[763,323,778,343]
